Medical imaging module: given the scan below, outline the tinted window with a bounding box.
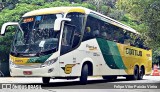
[60,12,85,55]
[83,14,124,43]
[83,13,148,49]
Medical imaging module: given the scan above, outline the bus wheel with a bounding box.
[80,64,88,85]
[126,66,139,80]
[138,67,144,80]
[102,76,117,81]
[42,77,50,84]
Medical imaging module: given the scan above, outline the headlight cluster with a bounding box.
[40,58,58,67]
[9,60,17,67]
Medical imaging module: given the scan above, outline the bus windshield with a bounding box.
[11,14,62,56]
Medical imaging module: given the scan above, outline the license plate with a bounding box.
[23,71,32,75]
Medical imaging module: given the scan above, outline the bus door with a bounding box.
[59,23,81,76]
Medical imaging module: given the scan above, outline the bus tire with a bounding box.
[138,67,144,80]
[126,66,139,80]
[102,76,117,81]
[42,77,50,84]
[80,64,88,85]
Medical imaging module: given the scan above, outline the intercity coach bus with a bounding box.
[1,7,152,84]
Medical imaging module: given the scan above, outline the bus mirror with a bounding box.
[54,18,71,31]
[1,22,19,36]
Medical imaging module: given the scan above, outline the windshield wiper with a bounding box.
[36,48,57,57]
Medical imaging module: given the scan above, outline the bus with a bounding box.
[0,7,152,84]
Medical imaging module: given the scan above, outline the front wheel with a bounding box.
[80,64,88,85]
[42,77,50,84]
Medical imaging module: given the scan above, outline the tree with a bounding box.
[116,0,160,64]
[143,1,160,47]
[86,0,117,15]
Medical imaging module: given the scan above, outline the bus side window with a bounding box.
[101,32,107,39]
[92,30,100,38]
[124,32,131,45]
[134,36,145,49]
[100,24,111,40]
[83,27,92,41]
[82,15,98,41]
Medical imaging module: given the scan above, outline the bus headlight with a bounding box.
[41,58,58,67]
[9,60,17,67]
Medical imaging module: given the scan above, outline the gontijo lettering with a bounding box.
[126,48,142,56]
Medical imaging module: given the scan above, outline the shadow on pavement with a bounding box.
[24,78,147,88]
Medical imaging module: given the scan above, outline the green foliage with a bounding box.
[0,31,14,62]
[120,14,148,33]
[108,10,124,20]
[71,0,82,3]
[141,0,160,63]
[19,0,44,5]
[100,5,111,15]
[143,1,160,45]
[116,0,160,64]
[153,48,160,64]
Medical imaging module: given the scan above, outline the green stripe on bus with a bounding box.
[96,38,126,69]
[27,54,52,63]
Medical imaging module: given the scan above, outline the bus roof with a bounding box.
[22,7,86,17]
[87,8,140,34]
[22,7,139,34]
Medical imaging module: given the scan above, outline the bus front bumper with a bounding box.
[10,66,59,77]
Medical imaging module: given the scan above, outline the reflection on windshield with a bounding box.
[11,14,62,55]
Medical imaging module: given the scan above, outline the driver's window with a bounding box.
[61,24,75,55]
[62,26,72,46]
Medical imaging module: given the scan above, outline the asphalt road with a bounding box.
[0,76,160,92]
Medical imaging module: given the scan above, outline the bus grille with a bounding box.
[15,64,41,69]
